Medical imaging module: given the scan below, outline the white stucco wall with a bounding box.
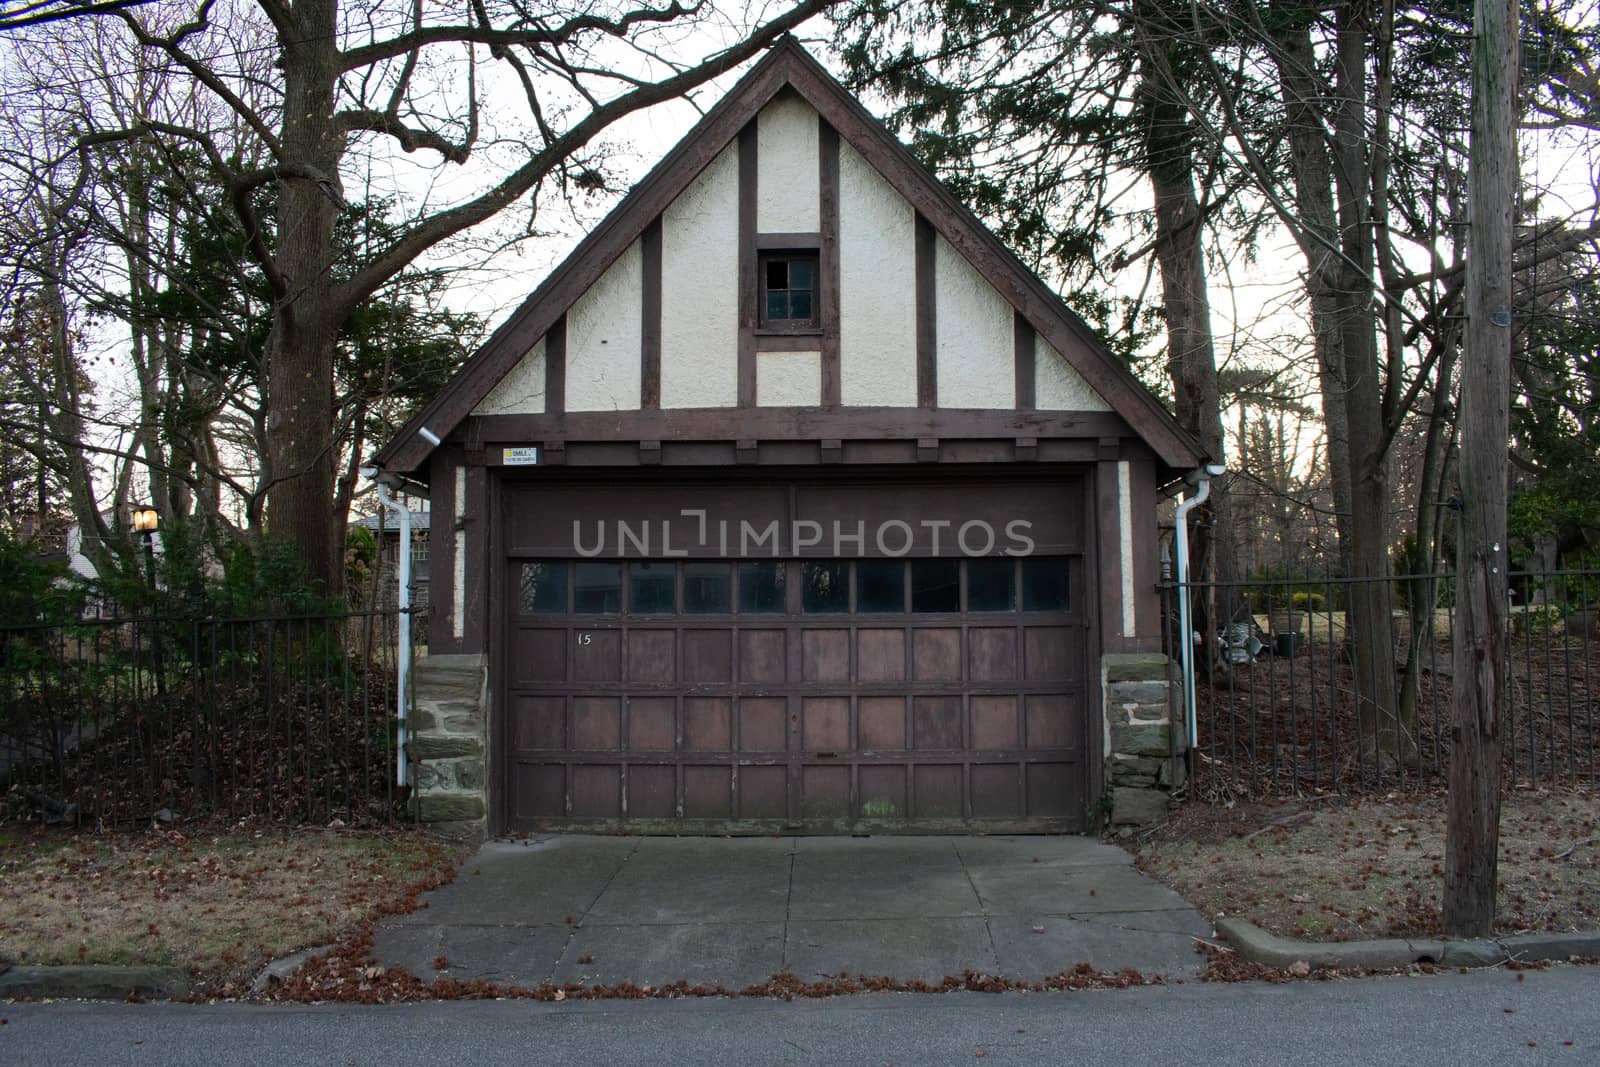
[1036,334,1111,411]
[565,239,642,411]
[473,336,546,416]
[756,349,821,406]
[934,233,1014,408]
[757,95,820,233]
[662,142,739,408]
[838,143,917,406]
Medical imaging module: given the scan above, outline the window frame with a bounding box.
[755,248,823,334]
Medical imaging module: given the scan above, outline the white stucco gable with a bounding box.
[467,92,1114,419]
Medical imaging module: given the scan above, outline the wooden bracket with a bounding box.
[735,439,759,464]
[639,440,663,466]
[820,438,843,464]
[542,440,567,465]
[1097,436,1121,462]
[916,437,939,463]
[1014,436,1038,461]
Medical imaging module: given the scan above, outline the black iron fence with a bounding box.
[1163,568,1600,798]
[0,608,426,827]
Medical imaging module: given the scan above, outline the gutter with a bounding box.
[1173,463,1226,749]
[364,466,413,789]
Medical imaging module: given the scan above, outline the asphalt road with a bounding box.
[3,967,1597,1066]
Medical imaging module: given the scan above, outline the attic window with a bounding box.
[759,251,820,331]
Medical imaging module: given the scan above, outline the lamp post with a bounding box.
[131,505,164,696]
[132,506,159,586]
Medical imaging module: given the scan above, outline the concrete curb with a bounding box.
[0,964,190,1001]
[1217,917,1600,970]
[250,946,333,997]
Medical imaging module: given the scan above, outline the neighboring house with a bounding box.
[352,510,431,611]
[371,41,1206,838]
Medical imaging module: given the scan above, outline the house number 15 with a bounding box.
[576,633,592,645]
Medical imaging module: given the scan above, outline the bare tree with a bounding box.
[24,0,834,591]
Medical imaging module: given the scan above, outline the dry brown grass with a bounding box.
[0,827,454,986]
[1136,790,1600,941]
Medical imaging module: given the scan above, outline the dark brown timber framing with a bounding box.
[374,40,1203,475]
[1014,311,1036,410]
[641,217,663,409]
[737,122,758,408]
[819,118,841,407]
[467,407,1134,445]
[915,213,937,409]
[545,314,567,417]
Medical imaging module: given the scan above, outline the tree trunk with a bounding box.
[1398,340,1457,727]
[1444,0,1516,938]
[264,0,345,597]
[1272,5,1404,764]
[1134,3,1239,661]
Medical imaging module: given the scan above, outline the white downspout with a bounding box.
[366,467,413,788]
[1174,463,1226,749]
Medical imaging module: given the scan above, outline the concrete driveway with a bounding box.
[373,836,1211,988]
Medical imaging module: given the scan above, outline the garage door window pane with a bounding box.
[629,562,676,614]
[856,560,904,613]
[683,562,731,613]
[738,561,786,613]
[911,559,960,612]
[802,561,849,613]
[574,562,622,613]
[519,562,567,614]
[1022,558,1071,611]
[967,558,1015,612]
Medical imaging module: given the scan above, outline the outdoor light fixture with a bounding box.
[132,506,160,533]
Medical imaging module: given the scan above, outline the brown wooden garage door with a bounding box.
[497,478,1091,833]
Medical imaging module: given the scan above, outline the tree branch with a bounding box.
[338,2,699,72]
[334,2,830,314]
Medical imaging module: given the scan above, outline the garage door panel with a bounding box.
[738,697,788,751]
[912,695,963,750]
[515,764,567,818]
[970,695,1019,749]
[858,765,907,819]
[573,630,622,681]
[573,765,622,817]
[858,696,907,749]
[627,697,677,751]
[802,697,850,752]
[516,629,567,684]
[912,629,962,681]
[857,629,906,682]
[628,630,676,683]
[1023,626,1079,682]
[685,697,731,751]
[968,628,1018,682]
[1026,763,1077,817]
[684,765,732,818]
[683,630,732,682]
[1024,694,1078,750]
[628,765,677,818]
[738,630,787,682]
[802,630,850,682]
[912,765,962,818]
[573,697,621,749]
[514,696,566,750]
[970,765,1021,818]
[802,765,850,818]
[738,765,787,818]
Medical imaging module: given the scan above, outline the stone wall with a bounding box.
[409,653,488,840]
[1102,652,1185,829]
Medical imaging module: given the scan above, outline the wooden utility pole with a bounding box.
[1443,0,1517,936]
